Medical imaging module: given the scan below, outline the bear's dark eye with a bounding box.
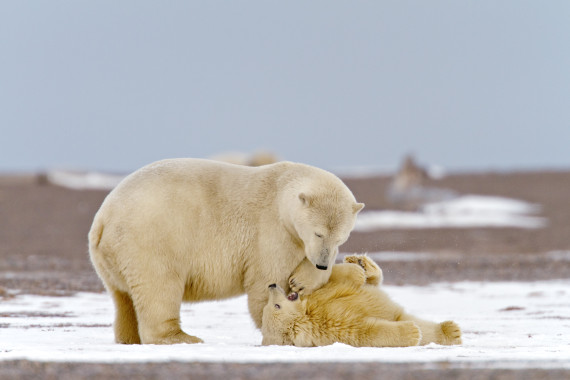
[315,233,323,238]
[274,304,281,309]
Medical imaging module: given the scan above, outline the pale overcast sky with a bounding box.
[1,1,569,173]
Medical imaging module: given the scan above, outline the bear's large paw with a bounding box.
[289,274,325,296]
[398,321,422,347]
[143,331,204,345]
[289,258,331,295]
[439,321,462,345]
[344,254,383,285]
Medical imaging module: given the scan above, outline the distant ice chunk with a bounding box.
[46,170,125,190]
[422,195,541,216]
[354,195,546,231]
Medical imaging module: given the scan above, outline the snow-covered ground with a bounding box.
[355,195,547,231]
[1,281,569,369]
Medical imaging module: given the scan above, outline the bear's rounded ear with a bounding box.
[299,193,312,207]
[353,202,365,214]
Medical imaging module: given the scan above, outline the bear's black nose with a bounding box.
[316,265,328,271]
[268,283,277,289]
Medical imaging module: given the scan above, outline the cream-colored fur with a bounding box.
[88,158,363,344]
[261,255,462,347]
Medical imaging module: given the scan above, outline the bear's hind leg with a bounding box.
[111,289,141,344]
[439,321,462,345]
[131,278,204,345]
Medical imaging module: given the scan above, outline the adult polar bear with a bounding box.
[89,158,364,344]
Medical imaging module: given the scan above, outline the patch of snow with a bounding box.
[46,170,125,190]
[423,195,540,215]
[353,252,441,262]
[547,251,570,261]
[355,195,546,231]
[1,281,570,369]
[343,251,570,263]
[426,165,447,180]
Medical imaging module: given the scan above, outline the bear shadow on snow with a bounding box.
[261,254,462,348]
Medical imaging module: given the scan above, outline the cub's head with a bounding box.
[292,191,364,271]
[261,284,305,346]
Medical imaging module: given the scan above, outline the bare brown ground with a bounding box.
[1,170,570,379]
[1,361,568,380]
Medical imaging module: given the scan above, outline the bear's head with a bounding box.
[261,284,304,346]
[291,191,364,271]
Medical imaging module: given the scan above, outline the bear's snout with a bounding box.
[316,265,328,271]
[268,283,277,289]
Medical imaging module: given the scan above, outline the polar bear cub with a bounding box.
[262,255,462,347]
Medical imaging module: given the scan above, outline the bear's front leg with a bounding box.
[289,257,332,296]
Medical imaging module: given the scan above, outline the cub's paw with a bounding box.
[344,254,383,285]
[439,321,462,345]
[398,321,422,347]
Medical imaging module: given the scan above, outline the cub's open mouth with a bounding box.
[287,292,298,301]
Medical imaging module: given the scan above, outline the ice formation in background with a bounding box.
[355,195,547,231]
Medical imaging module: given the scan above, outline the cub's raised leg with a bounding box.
[344,254,383,285]
[327,263,367,287]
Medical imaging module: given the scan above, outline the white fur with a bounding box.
[89,158,363,344]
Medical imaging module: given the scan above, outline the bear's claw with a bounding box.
[288,277,304,293]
